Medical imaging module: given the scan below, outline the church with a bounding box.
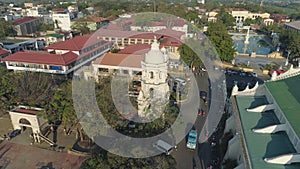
[137,38,170,120]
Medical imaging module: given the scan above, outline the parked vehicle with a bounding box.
[9,129,21,139]
[186,130,198,150]
[198,109,206,116]
[153,140,176,155]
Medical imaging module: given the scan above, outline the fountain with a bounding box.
[232,26,273,56]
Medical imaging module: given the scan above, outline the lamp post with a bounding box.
[285,50,291,67]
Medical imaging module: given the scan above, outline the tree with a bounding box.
[178,44,203,67]
[81,146,176,169]
[38,23,54,32]
[281,30,300,58]
[71,20,91,35]
[243,18,255,26]
[46,81,77,128]
[216,8,236,27]
[12,72,54,107]
[0,19,14,39]
[0,66,14,99]
[206,22,236,61]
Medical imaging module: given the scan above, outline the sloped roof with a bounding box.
[266,75,300,138]
[155,29,185,39]
[45,35,91,51]
[13,17,38,25]
[285,20,300,30]
[93,53,144,69]
[118,44,151,55]
[2,51,78,66]
[0,49,10,55]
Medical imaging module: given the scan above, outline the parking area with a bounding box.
[224,68,267,90]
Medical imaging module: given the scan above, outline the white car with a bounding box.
[153,140,175,155]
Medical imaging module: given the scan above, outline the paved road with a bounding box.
[172,71,211,169]
[234,56,286,68]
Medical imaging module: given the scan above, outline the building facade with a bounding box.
[137,39,170,119]
[2,35,113,74]
[13,17,43,36]
[51,9,72,31]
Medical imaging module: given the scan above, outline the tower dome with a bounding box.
[144,37,165,64]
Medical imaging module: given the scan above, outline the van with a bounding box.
[175,78,186,86]
[153,139,175,155]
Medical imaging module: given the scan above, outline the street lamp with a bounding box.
[285,50,291,66]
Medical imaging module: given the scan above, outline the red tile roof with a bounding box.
[45,35,91,51]
[155,29,185,39]
[94,29,184,46]
[93,53,144,69]
[94,29,140,38]
[118,43,176,55]
[118,44,151,55]
[130,32,162,39]
[159,36,182,47]
[14,108,37,115]
[2,51,78,66]
[0,49,10,55]
[13,17,38,25]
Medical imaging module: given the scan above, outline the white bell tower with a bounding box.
[137,37,170,119]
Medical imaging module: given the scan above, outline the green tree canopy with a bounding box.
[178,44,203,67]
[71,21,91,35]
[81,147,176,169]
[46,81,77,126]
[0,19,14,39]
[216,8,236,27]
[243,18,255,26]
[206,22,235,61]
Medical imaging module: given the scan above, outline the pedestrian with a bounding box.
[63,127,67,135]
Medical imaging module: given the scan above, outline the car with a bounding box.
[250,72,257,77]
[186,130,198,150]
[153,140,176,155]
[198,109,206,116]
[239,70,246,76]
[9,129,21,139]
[175,78,186,86]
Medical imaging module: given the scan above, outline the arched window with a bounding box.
[149,88,154,98]
[19,118,31,125]
[150,71,154,79]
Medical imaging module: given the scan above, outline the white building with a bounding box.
[26,7,43,17]
[51,9,72,31]
[137,38,170,119]
[2,35,113,75]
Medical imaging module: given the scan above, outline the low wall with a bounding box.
[67,148,91,157]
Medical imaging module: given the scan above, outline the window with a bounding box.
[150,71,154,79]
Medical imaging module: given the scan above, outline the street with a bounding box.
[172,71,211,169]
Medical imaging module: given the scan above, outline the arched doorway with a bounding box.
[19,118,31,131]
[19,118,31,125]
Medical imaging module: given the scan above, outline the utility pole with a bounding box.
[153,0,156,13]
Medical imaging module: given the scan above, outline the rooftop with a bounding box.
[266,75,300,139]
[235,96,300,169]
[2,51,78,66]
[0,49,10,55]
[13,108,37,115]
[12,17,38,25]
[93,53,144,69]
[45,35,91,51]
[118,44,151,55]
[285,21,300,30]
